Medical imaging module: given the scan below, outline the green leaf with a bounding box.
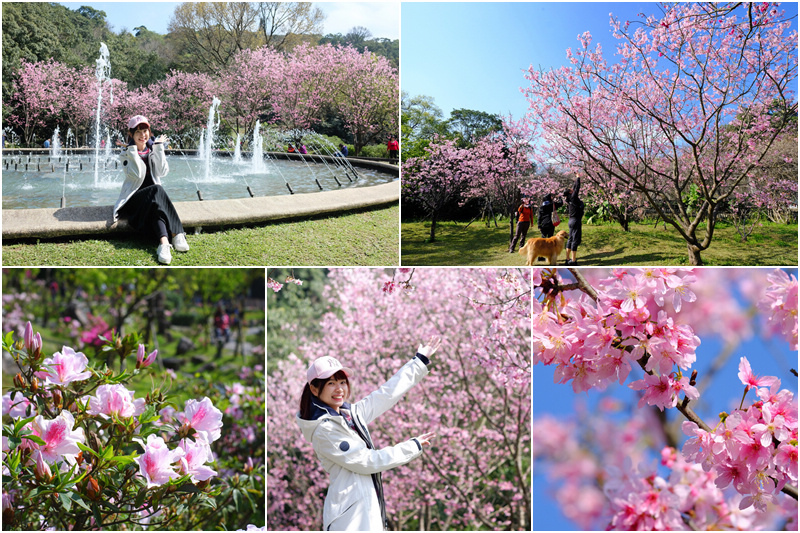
[21,434,46,446]
[59,491,73,512]
[134,487,148,508]
[91,502,103,527]
[70,493,91,512]
[139,404,159,424]
[3,330,15,350]
[14,416,37,434]
[176,483,200,494]
[232,489,241,512]
[101,444,115,460]
[77,442,99,458]
[7,435,21,450]
[107,454,136,466]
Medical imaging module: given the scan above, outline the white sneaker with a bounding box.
[157,243,173,264]
[173,233,190,252]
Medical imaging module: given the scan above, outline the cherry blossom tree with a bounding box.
[523,3,798,265]
[402,138,472,242]
[327,46,399,155]
[7,59,95,146]
[150,71,216,144]
[218,48,284,141]
[267,268,532,531]
[532,267,798,530]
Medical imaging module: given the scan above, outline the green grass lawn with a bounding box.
[401,218,798,266]
[2,205,399,266]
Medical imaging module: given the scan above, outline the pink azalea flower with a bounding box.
[177,438,217,483]
[33,450,52,482]
[2,392,35,418]
[178,397,223,443]
[27,410,85,464]
[737,356,779,391]
[86,384,145,419]
[135,435,185,488]
[34,346,92,386]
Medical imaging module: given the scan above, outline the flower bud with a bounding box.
[135,344,146,369]
[52,388,63,409]
[85,476,101,501]
[243,456,255,474]
[13,373,26,390]
[34,452,53,483]
[23,322,33,352]
[76,452,84,467]
[30,377,39,393]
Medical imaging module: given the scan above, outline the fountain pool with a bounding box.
[1,151,396,210]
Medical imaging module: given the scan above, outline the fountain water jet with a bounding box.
[251,121,266,174]
[203,97,221,181]
[93,43,111,187]
[233,134,242,164]
[51,126,62,158]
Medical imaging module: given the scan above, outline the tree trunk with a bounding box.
[429,216,437,243]
[687,243,704,266]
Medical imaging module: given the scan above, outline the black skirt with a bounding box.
[119,185,184,239]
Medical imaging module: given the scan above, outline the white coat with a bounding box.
[296,356,429,531]
[112,140,169,221]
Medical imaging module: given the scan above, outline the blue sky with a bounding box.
[401,2,799,120]
[57,2,399,40]
[531,268,798,530]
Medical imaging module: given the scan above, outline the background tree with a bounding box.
[446,108,502,147]
[400,93,447,162]
[168,2,263,73]
[523,2,798,265]
[256,2,325,51]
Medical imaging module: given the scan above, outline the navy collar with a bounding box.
[309,397,352,420]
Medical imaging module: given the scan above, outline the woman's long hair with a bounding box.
[299,370,350,420]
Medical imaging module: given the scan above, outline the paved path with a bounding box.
[3,181,398,240]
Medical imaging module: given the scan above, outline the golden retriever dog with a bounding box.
[519,230,568,266]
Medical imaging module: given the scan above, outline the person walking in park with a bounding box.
[113,115,189,265]
[537,193,563,238]
[387,136,399,160]
[296,338,440,531]
[508,198,534,253]
[563,174,584,265]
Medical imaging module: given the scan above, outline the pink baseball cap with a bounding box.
[128,115,150,130]
[306,356,353,384]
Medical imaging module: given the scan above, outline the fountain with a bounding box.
[51,126,62,158]
[251,121,265,174]
[233,134,242,164]
[2,98,396,210]
[203,97,221,181]
[93,43,111,187]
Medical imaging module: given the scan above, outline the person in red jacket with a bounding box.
[387,137,399,160]
[508,198,534,253]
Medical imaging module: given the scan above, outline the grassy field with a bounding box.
[2,205,399,266]
[401,218,798,266]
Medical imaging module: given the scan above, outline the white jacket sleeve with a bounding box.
[150,142,169,180]
[312,419,422,475]
[354,357,428,426]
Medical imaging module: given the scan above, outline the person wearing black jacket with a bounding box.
[563,175,584,266]
[537,193,563,238]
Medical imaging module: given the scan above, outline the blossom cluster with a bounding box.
[533,268,701,408]
[682,357,797,512]
[2,322,227,530]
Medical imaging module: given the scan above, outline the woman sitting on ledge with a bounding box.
[113,115,189,265]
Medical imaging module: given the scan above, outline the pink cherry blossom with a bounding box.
[738,356,780,391]
[86,384,145,419]
[34,346,92,386]
[135,435,185,488]
[178,397,223,443]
